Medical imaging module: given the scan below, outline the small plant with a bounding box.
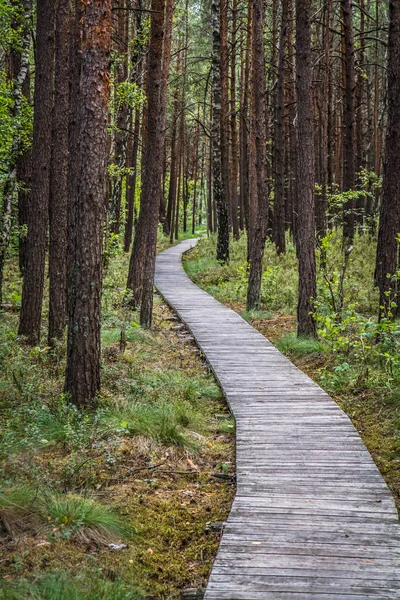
[45,494,132,544]
[0,486,42,537]
[276,333,326,356]
[103,401,202,449]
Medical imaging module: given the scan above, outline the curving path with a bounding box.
[155,239,400,600]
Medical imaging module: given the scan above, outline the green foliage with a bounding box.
[0,484,132,544]
[276,334,326,356]
[0,572,142,600]
[45,494,133,543]
[115,82,145,111]
[184,234,298,313]
[102,401,202,449]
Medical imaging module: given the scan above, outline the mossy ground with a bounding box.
[184,233,400,512]
[0,242,235,598]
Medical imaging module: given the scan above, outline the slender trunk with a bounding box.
[158,0,174,230]
[273,0,288,255]
[110,0,128,235]
[229,0,239,239]
[247,0,268,310]
[220,0,231,231]
[166,77,179,238]
[341,0,356,243]
[124,104,141,251]
[19,0,55,344]
[375,0,400,317]
[296,0,317,337]
[212,0,229,262]
[192,122,200,235]
[48,0,70,344]
[140,0,167,328]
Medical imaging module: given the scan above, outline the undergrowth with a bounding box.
[0,243,234,598]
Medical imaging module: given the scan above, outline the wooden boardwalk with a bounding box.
[155,239,400,600]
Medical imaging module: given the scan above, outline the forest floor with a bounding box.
[0,244,235,599]
[184,233,400,511]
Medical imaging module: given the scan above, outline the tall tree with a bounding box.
[295,0,317,337]
[48,0,70,344]
[341,0,356,243]
[18,0,55,344]
[273,0,288,255]
[211,0,229,263]
[375,0,400,317]
[65,0,112,405]
[139,0,167,327]
[246,0,268,310]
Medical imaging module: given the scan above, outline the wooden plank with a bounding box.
[155,239,400,599]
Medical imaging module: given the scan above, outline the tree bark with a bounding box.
[19,0,55,344]
[273,0,288,255]
[247,0,268,311]
[295,0,317,337]
[375,0,400,317]
[48,0,70,344]
[341,0,356,243]
[229,0,240,240]
[139,0,167,328]
[65,0,112,406]
[212,0,229,263]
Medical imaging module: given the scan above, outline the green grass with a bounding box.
[0,486,43,537]
[184,231,380,316]
[45,494,133,544]
[276,333,327,356]
[102,401,203,449]
[0,486,131,544]
[0,573,143,600]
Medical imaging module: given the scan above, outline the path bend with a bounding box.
[155,239,400,600]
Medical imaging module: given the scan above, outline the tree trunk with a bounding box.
[110,0,128,235]
[166,74,179,238]
[124,103,141,252]
[212,0,229,263]
[295,0,317,337]
[229,0,240,240]
[48,0,70,344]
[273,0,288,255]
[247,0,268,311]
[19,0,55,344]
[139,0,167,328]
[65,0,112,406]
[375,0,400,317]
[341,0,356,243]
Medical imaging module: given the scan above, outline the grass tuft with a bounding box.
[276,333,326,356]
[102,401,203,449]
[0,486,42,537]
[45,494,133,544]
[0,572,143,600]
